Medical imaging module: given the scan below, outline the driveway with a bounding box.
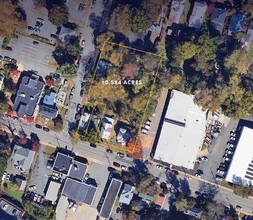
[28,144,53,196]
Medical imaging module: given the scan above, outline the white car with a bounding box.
[141,128,148,134]
[217,169,226,175]
[121,165,128,171]
[224,157,231,162]
[29,185,36,190]
[195,173,202,178]
[216,176,224,181]
[156,165,163,169]
[201,156,208,161]
[2,204,8,210]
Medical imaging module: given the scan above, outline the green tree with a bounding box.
[53,114,63,130]
[174,197,188,211]
[80,129,99,144]
[115,5,132,33]
[0,91,9,113]
[57,63,77,78]
[131,8,152,33]
[48,4,69,26]
[66,44,80,57]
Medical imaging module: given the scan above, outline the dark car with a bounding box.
[35,124,42,129]
[6,46,12,51]
[80,89,84,97]
[113,162,120,167]
[76,103,82,112]
[90,143,97,148]
[116,207,122,213]
[12,209,17,215]
[106,149,113,154]
[81,81,85,89]
[28,26,34,30]
[171,170,179,175]
[50,34,57,39]
[195,191,202,196]
[43,127,50,132]
[117,152,124,158]
[107,167,116,173]
[33,41,39,45]
[197,169,204,175]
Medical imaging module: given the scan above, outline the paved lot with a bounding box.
[197,117,238,182]
[66,204,98,220]
[88,162,109,208]
[28,144,52,196]
[5,35,55,76]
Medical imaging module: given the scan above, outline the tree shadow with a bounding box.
[179,177,191,197]
[133,159,148,174]
[166,172,180,190]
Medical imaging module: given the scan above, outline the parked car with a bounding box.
[106,149,113,154]
[217,169,226,176]
[2,204,8,210]
[113,162,120,167]
[171,170,179,175]
[121,165,128,171]
[201,156,208,161]
[216,175,224,181]
[90,143,97,148]
[29,185,36,190]
[116,207,122,213]
[35,124,42,129]
[195,173,202,178]
[156,165,163,169]
[107,167,116,173]
[80,89,84,97]
[50,34,57,39]
[34,193,38,202]
[33,41,39,45]
[5,46,12,51]
[76,103,82,112]
[117,152,124,158]
[195,191,202,196]
[81,81,85,89]
[236,205,243,210]
[43,127,50,132]
[28,26,34,30]
[141,128,148,134]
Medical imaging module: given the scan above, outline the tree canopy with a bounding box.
[48,4,69,26]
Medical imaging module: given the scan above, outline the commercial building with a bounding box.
[100,178,123,219]
[152,90,206,170]
[13,73,44,117]
[52,153,73,175]
[226,126,253,185]
[11,145,36,172]
[62,178,97,205]
[68,160,87,181]
[45,180,61,202]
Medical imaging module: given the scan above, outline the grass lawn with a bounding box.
[3,182,23,203]
[43,145,55,156]
[220,181,234,190]
[114,196,120,208]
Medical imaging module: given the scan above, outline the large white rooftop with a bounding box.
[226,126,253,185]
[154,90,206,169]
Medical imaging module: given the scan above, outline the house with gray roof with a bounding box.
[210,6,227,33]
[11,145,35,172]
[184,207,203,219]
[13,73,44,117]
[45,180,61,202]
[100,116,114,140]
[119,184,135,205]
[62,177,97,205]
[188,0,207,29]
[39,91,58,119]
[116,128,130,146]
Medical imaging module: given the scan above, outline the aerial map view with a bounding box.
[0,0,253,219]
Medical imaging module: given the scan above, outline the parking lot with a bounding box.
[88,162,109,208]
[0,200,22,219]
[0,35,56,77]
[197,117,238,183]
[28,144,53,196]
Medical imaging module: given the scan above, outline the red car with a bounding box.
[106,149,113,154]
[171,170,179,175]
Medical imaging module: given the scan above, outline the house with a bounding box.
[52,153,73,175]
[167,0,186,34]
[100,178,123,219]
[152,90,207,170]
[117,128,130,146]
[100,116,114,140]
[39,91,58,119]
[45,180,62,202]
[13,73,44,117]
[243,22,253,49]
[228,12,246,35]
[11,145,36,172]
[139,193,154,204]
[0,74,4,90]
[188,0,207,29]
[78,112,91,132]
[210,6,227,33]
[68,160,87,181]
[62,177,97,205]
[184,207,203,219]
[119,184,135,205]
